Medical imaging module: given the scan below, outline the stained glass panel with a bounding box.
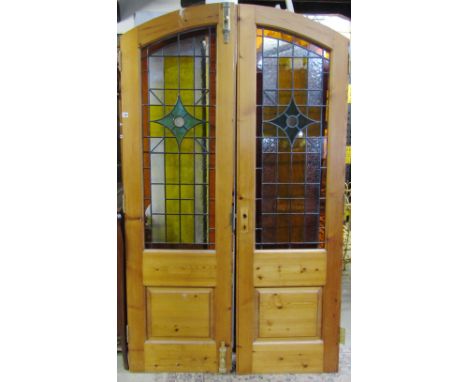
[142,28,216,249]
[256,28,329,249]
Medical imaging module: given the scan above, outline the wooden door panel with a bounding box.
[147,287,212,338]
[121,3,236,372]
[257,287,322,338]
[252,341,324,373]
[236,5,348,374]
[254,250,327,286]
[143,251,217,286]
[144,340,217,372]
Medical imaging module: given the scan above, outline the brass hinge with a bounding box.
[222,3,230,44]
[218,341,228,373]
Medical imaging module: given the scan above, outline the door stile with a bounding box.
[236,4,257,374]
[321,36,348,372]
[214,3,237,373]
[121,27,146,371]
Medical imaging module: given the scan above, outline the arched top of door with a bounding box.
[123,3,348,53]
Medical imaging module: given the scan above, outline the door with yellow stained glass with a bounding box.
[120,3,348,374]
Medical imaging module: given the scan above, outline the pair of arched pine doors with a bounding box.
[121,3,348,374]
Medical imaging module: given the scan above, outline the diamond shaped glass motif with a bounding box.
[266,97,318,144]
[152,96,205,145]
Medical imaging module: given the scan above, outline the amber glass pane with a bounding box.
[142,28,216,249]
[256,28,329,249]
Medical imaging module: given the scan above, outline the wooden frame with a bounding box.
[236,4,349,373]
[121,3,348,373]
[120,3,236,371]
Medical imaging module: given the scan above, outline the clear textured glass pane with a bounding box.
[263,91,277,106]
[151,185,165,213]
[194,34,209,56]
[293,45,309,57]
[262,138,277,153]
[263,58,278,90]
[308,58,323,90]
[278,40,293,56]
[148,56,164,89]
[163,40,178,56]
[306,137,322,153]
[149,89,164,105]
[179,37,194,56]
[151,215,165,242]
[150,151,165,183]
[308,91,323,106]
[263,37,277,56]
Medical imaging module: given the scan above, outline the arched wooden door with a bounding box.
[121,3,348,374]
[120,3,236,372]
[235,5,348,374]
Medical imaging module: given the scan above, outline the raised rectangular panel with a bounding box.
[254,250,326,287]
[147,287,212,338]
[144,340,217,372]
[257,287,322,338]
[252,340,324,373]
[143,251,216,286]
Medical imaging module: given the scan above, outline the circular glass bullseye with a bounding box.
[173,116,185,128]
[286,115,298,128]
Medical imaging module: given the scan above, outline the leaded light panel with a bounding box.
[255,28,329,249]
[141,28,216,249]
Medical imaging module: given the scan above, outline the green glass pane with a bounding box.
[266,97,317,144]
[154,97,204,146]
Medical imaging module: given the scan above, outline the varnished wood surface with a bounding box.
[143,251,217,286]
[236,4,349,374]
[254,250,327,287]
[122,3,348,373]
[121,27,146,371]
[137,4,219,47]
[121,3,235,372]
[321,35,349,372]
[144,340,217,372]
[252,340,324,373]
[257,287,322,338]
[236,4,257,374]
[146,287,212,338]
[123,219,146,371]
[214,3,237,372]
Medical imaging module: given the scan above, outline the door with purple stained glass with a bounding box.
[236,5,349,374]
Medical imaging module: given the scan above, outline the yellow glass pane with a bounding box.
[180,57,194,104]
[181,215,195,242]
[261,27,329,57]
[166,200,180,214]
[166,215,179,242]
[278,57,292,87]
[256,35,262,51]
[293,58,307,87]
[195,123,208,137]
[264,29,293,43]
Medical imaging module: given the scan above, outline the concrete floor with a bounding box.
[118,267,351,381]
